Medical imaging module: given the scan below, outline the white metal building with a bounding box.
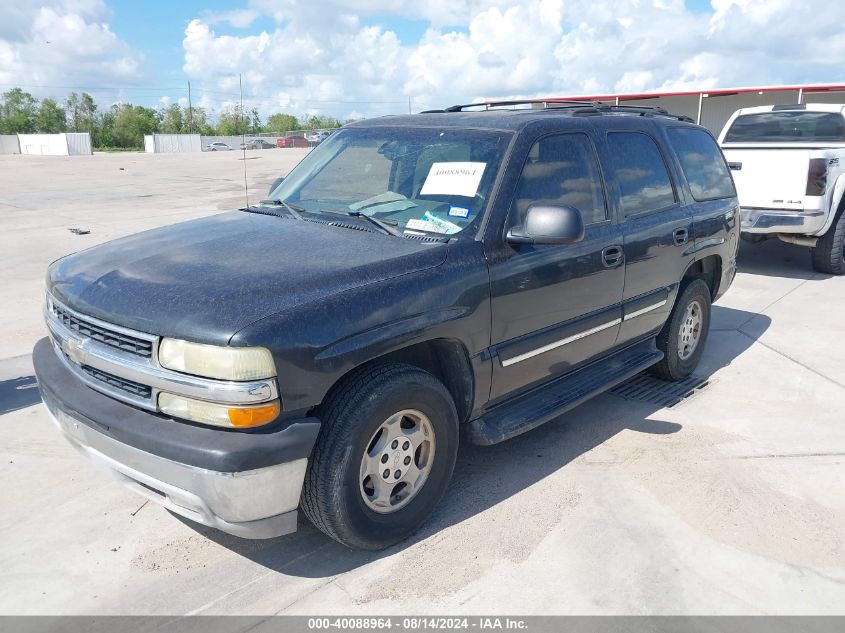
[17,133,92,156]
[541,84,845,135]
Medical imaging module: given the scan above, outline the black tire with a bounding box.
[650,279,712,382]
[811,209,845,275]
[301,362,459,550]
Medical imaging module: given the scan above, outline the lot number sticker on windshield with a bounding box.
[420,162,486,197]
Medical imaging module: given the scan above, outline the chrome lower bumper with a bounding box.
[740,207,826,235]
[46,401,307,539]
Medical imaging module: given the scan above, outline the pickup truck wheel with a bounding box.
[811,210,845,275]
[301,363,459,550]
[650,279,711,382]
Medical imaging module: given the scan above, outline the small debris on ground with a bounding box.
[69,228,91,235]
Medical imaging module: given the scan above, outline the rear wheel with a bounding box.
[811,210,845,275]
[301,363,459,550]
[650,279,712,382]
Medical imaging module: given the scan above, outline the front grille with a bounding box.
[51,302,153,358]
[80,365,152,399]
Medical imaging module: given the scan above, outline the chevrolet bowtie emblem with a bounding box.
[62,337,86,365]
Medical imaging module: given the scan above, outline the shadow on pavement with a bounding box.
[0,375,41,415]
[182,305,771,577]
[737,238,830,281]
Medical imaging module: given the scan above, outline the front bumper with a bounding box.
[33,337,321,539]
[740,207,826,235]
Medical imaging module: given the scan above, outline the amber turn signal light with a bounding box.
[228,401,280,427]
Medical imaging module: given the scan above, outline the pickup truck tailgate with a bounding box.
[722,147,811,210]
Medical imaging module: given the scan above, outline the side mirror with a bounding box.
[506,204,585,245]
[268,176,285,196]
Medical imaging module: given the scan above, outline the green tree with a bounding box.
[110,104,159,148]
[266,113,299,133]
[65,92,98,136]
[188,107,215,135]
[300,114,342,131]
[159,103,184,134]
[34,98,67,133]
[216,104,249,135]
[250,107,261,134]
[0,88,38,133]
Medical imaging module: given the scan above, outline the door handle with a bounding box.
[602,245,624,268]
[728,162,742,171]
[673,227,689,246]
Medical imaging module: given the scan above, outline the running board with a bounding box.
[466,340,663,446]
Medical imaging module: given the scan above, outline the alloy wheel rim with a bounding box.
[677,299,703,360]
[359,409,436,514]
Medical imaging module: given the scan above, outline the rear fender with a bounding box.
[816,172,845,236]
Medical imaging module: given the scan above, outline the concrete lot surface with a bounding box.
[0,152,843,615]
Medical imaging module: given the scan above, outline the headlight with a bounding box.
[158,338,276,381]
[159,393,280,428]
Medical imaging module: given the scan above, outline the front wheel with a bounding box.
[301,363,459,550]
[650,279,712,382]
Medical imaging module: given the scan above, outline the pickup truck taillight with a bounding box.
[806,158,828,196]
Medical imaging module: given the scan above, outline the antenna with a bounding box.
[240,73,249,208]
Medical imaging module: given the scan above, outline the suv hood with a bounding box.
[48,210,447,344]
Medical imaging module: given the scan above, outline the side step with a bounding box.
[466,340,663,446]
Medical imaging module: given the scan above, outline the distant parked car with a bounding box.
[204,142,232,152]
[240,139,276,150]
[305,130,333,144]
[276,135,310,148]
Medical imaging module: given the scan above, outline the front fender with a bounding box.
[230,241,492,414]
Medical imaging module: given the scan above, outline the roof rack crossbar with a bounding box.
[430,99,695,122]
[444,99,597,112]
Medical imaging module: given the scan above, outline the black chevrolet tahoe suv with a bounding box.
[34,101,739,550]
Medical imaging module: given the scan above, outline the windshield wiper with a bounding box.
[321,207,404,238]
[259,198,305,221]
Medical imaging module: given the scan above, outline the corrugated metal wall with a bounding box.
[65,133,92,155]
[144,134,202,153]
[0,135,20,154]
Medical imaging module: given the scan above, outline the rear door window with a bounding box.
[605,132,677,216]
[724,111,845,143]
[667,127,736,201]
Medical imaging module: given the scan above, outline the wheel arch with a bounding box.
[314,338,475,425]
[682,254,722,299]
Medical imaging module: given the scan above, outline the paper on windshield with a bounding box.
[420,162,486,197]
[406,212,462,235]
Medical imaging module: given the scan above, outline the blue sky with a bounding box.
[2,0,843,120]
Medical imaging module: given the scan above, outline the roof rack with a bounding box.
[421,99,694,122]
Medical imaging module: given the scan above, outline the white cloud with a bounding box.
[0,0,143,102]
[177,0,845,120]
[5,0,845,122]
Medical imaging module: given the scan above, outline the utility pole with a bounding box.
[187,80,193,134]
[408,96,412,115]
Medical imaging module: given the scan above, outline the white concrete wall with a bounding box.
[18,134,69,155]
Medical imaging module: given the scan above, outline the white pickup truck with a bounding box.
[719,103,845,274]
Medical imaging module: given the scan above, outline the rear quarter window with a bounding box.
[667,128,736,201]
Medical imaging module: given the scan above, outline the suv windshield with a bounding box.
[265,127,512,236]
[724,111,845,143]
